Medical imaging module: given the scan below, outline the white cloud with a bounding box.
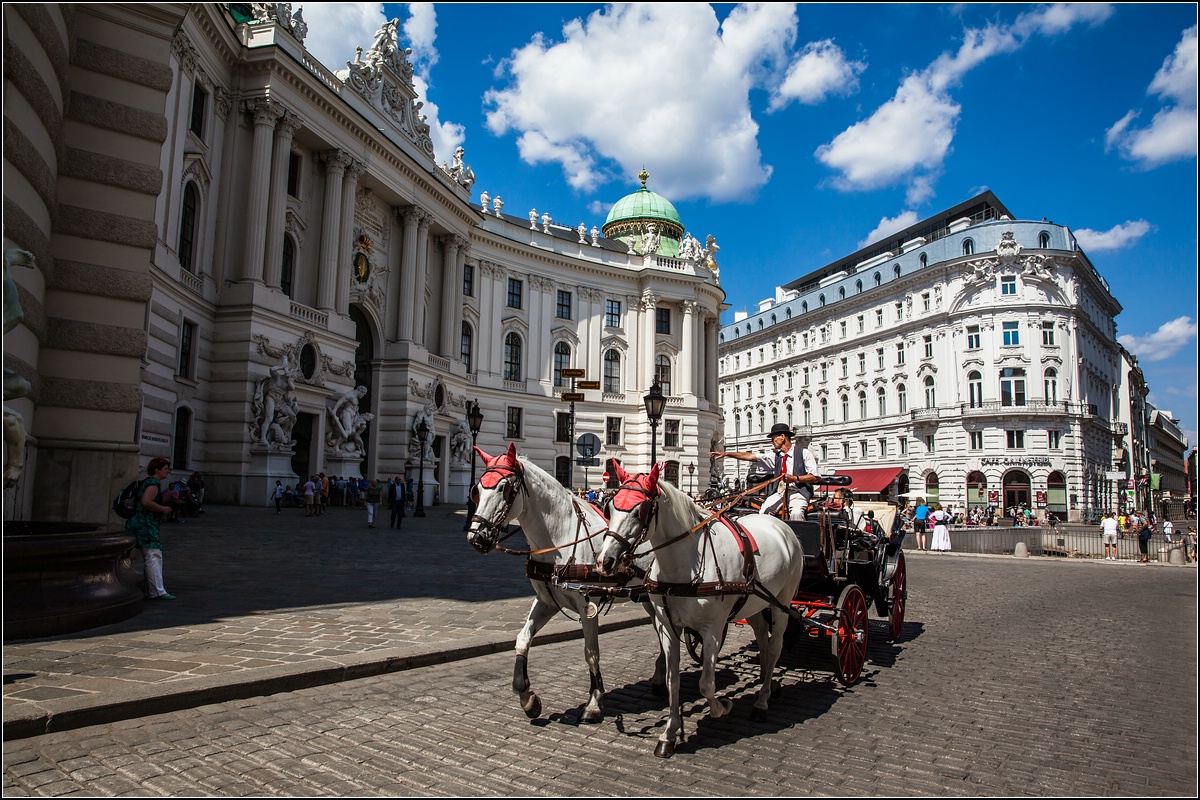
[1074,219,1153,251]
[403,3,439,75]
[1118,316,1197,362]
[1107,25,1198,168]
[299,2,385,72]
[817,5,1114,195]
[771,39,865,109]
[482,3,802,201]
[858,210,920,249]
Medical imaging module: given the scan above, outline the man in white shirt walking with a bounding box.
[1100,511,1120,560]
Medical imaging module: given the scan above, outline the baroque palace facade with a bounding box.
[716,192,1131,522]
[3,4,725,519]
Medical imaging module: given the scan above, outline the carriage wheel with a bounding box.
[831,585,868,686]
[888,551,907,642]
[684,626,727,665]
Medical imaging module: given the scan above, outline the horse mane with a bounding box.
[654,475,707,531]
[513,455,606,545]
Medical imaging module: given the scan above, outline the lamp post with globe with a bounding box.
[415,418,429,518]
[643,379,666,469]
[463,400,484,529]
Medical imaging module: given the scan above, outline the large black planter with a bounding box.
[3,522,144,641]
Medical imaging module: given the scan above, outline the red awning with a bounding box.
[831,466,905,495]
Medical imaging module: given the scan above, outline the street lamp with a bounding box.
[415,418,429,518]
[688,461,696,496]
[643,379,666,469]
[464,400,484,529]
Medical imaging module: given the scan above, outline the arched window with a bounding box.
[925,472,940,506]
[281,235,296,298]
[1039,231,1051,249]
[819,294,826,307]
[1044,368,1058,404]
[179,183,199,273]
[924,375,936,408]
[802,301,808,313]
[758,410,765,434]
[963,239,975,256]
[856,279,863,294]
[874,272,882,286]
[172,407,192,470]
[553,341,571,387]
[877,387,887,416]
[820,397,828,424]
[920,253,927,268]
[758,319,764,330]
[966,471,987,508]
[503,332,522,381]
[968,370,983,408]
[897,383,907,413]
[858,390,868,419]
[802,399,811,426]
[786,403,794,427]
[734,414,741,440]
[460,322,473,373]
[786,308,792,319]
[840,394,849,422]
[838,287,845,300]
[655,354,672,396]
[603,349,621,393]
[1047,471,1067,514]
[893,263,901,278]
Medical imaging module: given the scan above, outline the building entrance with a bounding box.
[1003,470,1031,518]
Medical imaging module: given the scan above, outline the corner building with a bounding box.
[3,4,724,520]
[717,192,1125,522]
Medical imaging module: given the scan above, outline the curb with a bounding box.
[3,612,650,741]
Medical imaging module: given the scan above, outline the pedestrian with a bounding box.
[364,477,383,528]
[1047,511,1059,530]
[1100,511,1119,560]
[406,477,415,509]
[125,456,176,600]
[318,473,329,515]
[913,498,930,550]
[929,503,951,551]
[273,479,285,514]
[389,475,406,529]
[1162,518,1175,544]
[1136,515,1154,563]
[303,475,318,516]
[187,470,205,507]
[1187,526,1197,563]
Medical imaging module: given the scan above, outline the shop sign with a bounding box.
[980,456,1052,467]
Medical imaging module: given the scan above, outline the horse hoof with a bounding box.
[580,708,603,725]
[654,740,676,759]
[521,692,542,719]
[749,705,767,722]
[651,682,668,697]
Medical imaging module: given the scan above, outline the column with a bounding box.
[438,235,465,357]
[262,110,301,288]
[335,160,365,314]
[316,149,351,311]
[642,291,657,391]
[681,300,696,396]
[705,313,719,401]
[395,207,420,341]
[241,98,282,283]
[413,213,431,345]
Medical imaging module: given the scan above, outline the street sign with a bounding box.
[561,368,586,378]
[576,433,601,458]
[576,380,600,390]
[1105,471,1126,480]
[602,471,611,483]
[576,457,601,467]
[561,392,585,402]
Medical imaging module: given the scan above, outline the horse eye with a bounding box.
[470,484,480,504]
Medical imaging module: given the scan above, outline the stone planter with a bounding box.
[3,522,144,640]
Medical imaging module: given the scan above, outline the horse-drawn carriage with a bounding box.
[715,469,908,686]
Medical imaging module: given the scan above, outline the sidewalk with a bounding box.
[2,503,650,740]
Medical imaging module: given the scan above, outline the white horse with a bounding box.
[466,443,664,723]
[596,461,805,758]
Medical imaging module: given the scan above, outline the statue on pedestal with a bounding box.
[251,356,298,449]
[326,385,370,455]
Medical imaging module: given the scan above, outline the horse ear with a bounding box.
[647,462,661,494]
[614,461,630,484]
[473,445,491,463]
[505,441,518,463]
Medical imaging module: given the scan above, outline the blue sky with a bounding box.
[300,3,1198,446]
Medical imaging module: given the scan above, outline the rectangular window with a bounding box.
[842,442,850,459]
[286,152,301,198]
[507,278,523,309]
[859,440,868,458]
[877,348,885,369]
[970,431,983,450]
[803,367,810,386]
[1048,430,1062,449]
[178,320,196,379]
[463,263,474,297]
[966,325,981,349]
[839,321,847,338]
[899,436,908,455]
[1001,276,1017,296]
[878,438,887,457]
[555,412,571,442]
[506,406,523,439]
[921,292,930,311]
[605,299,621,328]
[1006,430,1025,449]
[656,307,671,334]
[189,82,207,138]
[460,325,472,373]
[821,444,829,461]
[605,416,622,446]
[1042,321,1055,346]
[895,301,903,322]
[556,289,572,320]
[876,309,884,327]
[896,342,905,365]
[664,419,680,448]
[858,353,866,374]
[1003,321,1020,346]
[923,335,933,358]
[925,434,935,453]
[840,357,848,378]
[857,315,865,333]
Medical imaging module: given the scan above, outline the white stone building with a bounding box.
[3,4,724,519]
[717,192,1129,522]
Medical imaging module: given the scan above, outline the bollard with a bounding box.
[1014,541,1029,558]
[1169,546,1187,566]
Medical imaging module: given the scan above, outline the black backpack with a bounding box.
[113,479,143,519]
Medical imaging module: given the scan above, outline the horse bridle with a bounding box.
[602,478,660,567]
[467,459,527,552]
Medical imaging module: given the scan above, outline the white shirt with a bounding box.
[1101,517,1118,535]
[752,446,819,500]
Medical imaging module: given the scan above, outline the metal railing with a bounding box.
[906,524,1184,562]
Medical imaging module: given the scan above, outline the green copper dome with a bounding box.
[602,169,685,257]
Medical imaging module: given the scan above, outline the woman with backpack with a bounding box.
[125,457,176,600]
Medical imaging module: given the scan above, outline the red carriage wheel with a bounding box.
[831,584,868,686]
[888,551,907,642]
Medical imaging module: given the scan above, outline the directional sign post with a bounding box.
[560,369,592,491]
[576,433,601,492]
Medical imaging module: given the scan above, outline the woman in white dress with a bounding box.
[929,503,952,551]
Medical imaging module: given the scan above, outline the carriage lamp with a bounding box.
[415,418,429,518]
[643,379,666,468]
[688,461,696,496]
[463,400,484,530]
